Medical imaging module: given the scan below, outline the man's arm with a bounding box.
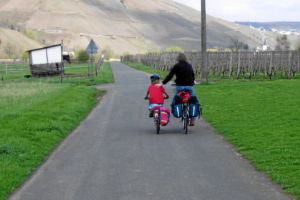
[162,65,176,85]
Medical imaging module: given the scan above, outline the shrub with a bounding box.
[122,51,131,56]
[20,52,29,61]
[77,50,90,62]
[27,30,35,40]
[165,46,184,52]
[295,38,300,51]
[102,45,114,60]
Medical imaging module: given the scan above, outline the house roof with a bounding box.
[27,44,61,53]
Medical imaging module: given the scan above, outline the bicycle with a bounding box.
[171,83,192,134]
[144,96,169,134]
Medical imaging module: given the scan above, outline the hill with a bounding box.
[235,21,300,30]
[0,28,43,58]
[0,0,288,55]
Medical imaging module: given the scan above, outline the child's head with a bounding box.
[151,78,159,84]
[150,74,160,84]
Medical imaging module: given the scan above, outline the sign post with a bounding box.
[86,39,98,77]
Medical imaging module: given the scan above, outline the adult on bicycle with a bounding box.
[155,53,196,126]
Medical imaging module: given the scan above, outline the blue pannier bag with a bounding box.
[189,94,202,118]
[171,94,182,118]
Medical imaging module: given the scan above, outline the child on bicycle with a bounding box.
[144,74,169,117]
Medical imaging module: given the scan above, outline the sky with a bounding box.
[172,0,300,22]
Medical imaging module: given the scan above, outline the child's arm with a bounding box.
[144,89,149,99]
[164,91,169,99]
[144,93,149,99]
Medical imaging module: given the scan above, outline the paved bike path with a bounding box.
[8,62,294,200]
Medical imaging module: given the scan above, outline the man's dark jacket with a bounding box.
[162,61,195,86]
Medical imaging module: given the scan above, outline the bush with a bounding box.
[20,52,29,61]
[295,38,300,51]
[27,30,35,40]
[77,50,90,62]
[165,46,184,52]
[102,45,114,61]
[122,51,131,56]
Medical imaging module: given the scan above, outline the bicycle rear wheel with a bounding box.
[183,106,188,134]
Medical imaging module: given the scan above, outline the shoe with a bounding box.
[149,111,154,118]
[189,120,195,126]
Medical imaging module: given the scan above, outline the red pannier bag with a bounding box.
[160,106,170,126]
[178,91,190,103]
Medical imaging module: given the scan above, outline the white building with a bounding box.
[263,39,268,51]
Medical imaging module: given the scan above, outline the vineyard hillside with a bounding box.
[0,0,283,54]
[0,28,43,58]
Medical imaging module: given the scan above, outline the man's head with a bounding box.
[177,53,187,62]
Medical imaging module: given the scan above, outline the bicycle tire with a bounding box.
[184,107,188,134]
[182,106,186,130]
[156,112,160,134]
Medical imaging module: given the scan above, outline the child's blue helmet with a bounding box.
[150,74,160,80]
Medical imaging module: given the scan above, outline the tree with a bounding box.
[4,42,16,57]
[20,52,29,61]
[27,30,35,39]
[10,25,14,30]
[165,46,184,52]
[275,35,290,51]
[122,51,131,56]
[295,38,300,51]
[228,32,244,52]
[102,45,114,60]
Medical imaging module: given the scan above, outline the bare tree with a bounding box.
[4,42,16,57]
[275,35,290,51]
[228,32,244,52]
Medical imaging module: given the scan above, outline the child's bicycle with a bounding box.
[144,96,169,134]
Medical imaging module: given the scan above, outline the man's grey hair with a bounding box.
[177,53,187,62]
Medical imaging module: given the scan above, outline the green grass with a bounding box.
[195,81,300,198]
[124,61,300,199]
[0,62,114,200]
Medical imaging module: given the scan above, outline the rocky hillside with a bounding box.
[0,0,278,55]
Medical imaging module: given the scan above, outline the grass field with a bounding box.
[0,63,102,82]
[0,62,114,200]
[124,61,300,199]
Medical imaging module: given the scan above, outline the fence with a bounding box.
[123,51,300,80]
[0,58,105,82]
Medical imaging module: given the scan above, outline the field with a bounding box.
[0,62,114,200]
[124,61,300,199]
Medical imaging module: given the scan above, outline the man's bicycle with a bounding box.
[171,82,198,134]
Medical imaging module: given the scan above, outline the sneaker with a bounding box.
[149,111,154,118]
[189,120,195,126]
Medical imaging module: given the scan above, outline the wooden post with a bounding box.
[1,70,3,81]
[61,40,64,83]
[229,52,233,79]
[201,0,208,83]
[237,51,241,79]
[269,52,273,80]
[288,51,291,79]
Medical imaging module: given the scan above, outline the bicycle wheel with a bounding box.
[184,107,188,134]
[182,106,188,134]
[156,113,160,134]
[156,119,160,134]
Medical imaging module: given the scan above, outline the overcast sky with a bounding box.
[172,0,300,22]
